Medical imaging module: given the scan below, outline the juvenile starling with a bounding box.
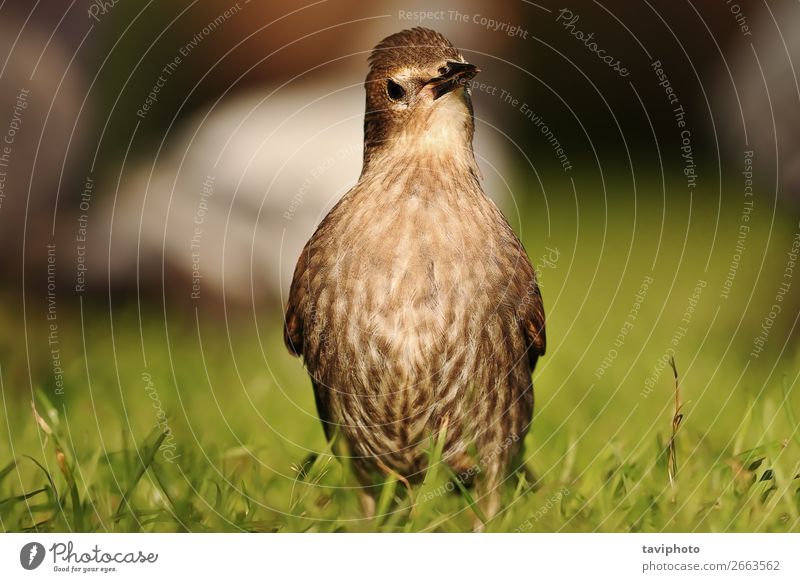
[284,27,545,518]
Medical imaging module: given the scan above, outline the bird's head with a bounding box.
[362,27,480,167]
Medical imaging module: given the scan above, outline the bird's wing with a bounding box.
[522,276,547,359]
[283,186,355,357]
[515,249,547,366]
[284,243,309,357]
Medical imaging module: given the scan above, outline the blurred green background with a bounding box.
[1,0,798,531]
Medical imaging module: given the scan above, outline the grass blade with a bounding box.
[667,356,684,490]
[781,376,800,447]
[0,460,17,487]
[114,429,168,519]
[443,464,488,527]
[0,487,49,510]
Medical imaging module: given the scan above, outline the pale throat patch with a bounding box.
[411,89,472,153]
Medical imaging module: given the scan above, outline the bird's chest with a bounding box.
[303,189,528,472]
[331,196,496,351]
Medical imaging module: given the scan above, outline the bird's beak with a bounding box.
[427,61,480,100]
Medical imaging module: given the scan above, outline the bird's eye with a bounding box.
[386,79,406,101]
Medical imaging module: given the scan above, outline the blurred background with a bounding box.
[0,0,798,531]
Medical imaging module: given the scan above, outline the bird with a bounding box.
[283,27,546,520]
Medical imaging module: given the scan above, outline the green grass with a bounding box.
[1,173,799,532]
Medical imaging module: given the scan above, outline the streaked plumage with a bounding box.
[284,27,545,517]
